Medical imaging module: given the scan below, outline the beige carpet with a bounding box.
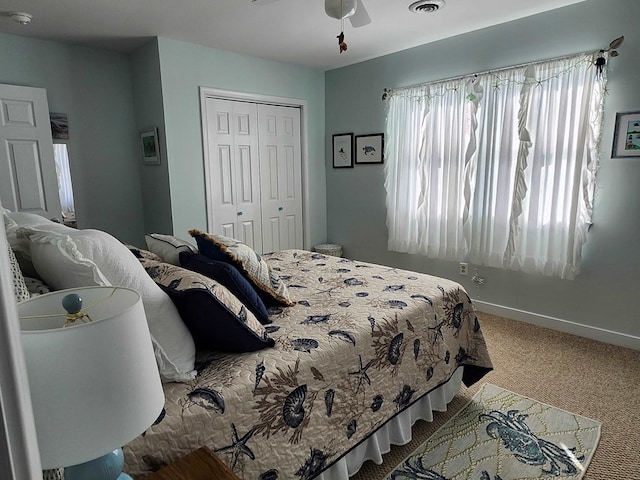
[350,312,640,480]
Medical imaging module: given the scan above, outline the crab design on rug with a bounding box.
[479,409,585,476]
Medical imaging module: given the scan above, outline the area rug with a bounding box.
[386,384,601,480]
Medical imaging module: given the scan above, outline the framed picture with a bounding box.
[612,111,640,158]
[355,133,384,164]
[140,128,161,165]
[50,113,69,140]
[332,133,353,168]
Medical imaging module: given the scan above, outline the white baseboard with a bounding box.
[474,300,640,351]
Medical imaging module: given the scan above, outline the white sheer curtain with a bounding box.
[384,53,605,279]
[384,86,428,254]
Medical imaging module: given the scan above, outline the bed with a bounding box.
[3,211,492,480]
[125,244,493,479]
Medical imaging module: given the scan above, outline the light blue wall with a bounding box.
[0,33,145,245]
[155,38,327,246]
[325,0,640,339]
[0,33,327,247]
[130,39,174,236]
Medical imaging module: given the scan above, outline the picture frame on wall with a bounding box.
[355,133,384,164]
[50,113,69,140]
[140,127,161,165]
[332,133,354,168]
[612,111,640,158]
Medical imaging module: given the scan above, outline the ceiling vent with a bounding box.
[409,0,445,14]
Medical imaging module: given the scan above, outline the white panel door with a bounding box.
[0,84,61,219]
[258,104,303,253]
[204,98,263,252]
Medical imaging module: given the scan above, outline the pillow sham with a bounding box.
[3,210,67,257]
[19,226,196,383]
[179,251,271,324]
[145,233,197,265]
[188,229,294,307]
[140,258,274,352]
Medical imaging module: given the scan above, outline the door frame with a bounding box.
[199,87,311,250]
[0,216,43,479]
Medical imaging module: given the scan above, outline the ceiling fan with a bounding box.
[252,0,372,28]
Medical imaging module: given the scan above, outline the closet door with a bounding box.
[204,98,263,252]
[258,104,303,253]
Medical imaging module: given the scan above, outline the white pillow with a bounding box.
[145,233,197,265]
[21,226,196,383]
[2,210,61,255]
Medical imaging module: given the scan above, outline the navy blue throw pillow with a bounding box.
[141,259,274,353]
[180,252,271,324]
[188,230,294,306]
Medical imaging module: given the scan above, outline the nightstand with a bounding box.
[143,446,240,480]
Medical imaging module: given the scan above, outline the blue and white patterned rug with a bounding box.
[387,384,601,480]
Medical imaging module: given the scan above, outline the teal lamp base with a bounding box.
[65,448,132,480]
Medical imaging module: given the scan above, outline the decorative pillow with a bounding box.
[127,244,164,262]
[19,226,196,383]
[188,229,294,306]
[179,252,271,324]
[7,244,30,302]
[145,233,197,265]
[23,276,51,297]
[140,258,275,352]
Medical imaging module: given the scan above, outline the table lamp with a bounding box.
[18,286,165,480]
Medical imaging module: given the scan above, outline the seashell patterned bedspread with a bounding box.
[124,249,493,479]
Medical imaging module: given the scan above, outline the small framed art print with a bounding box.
[50,113,69,140]
[355,133,384,164]
[332,133,354,168]
[140,128,161,165]
[612,111,640,158]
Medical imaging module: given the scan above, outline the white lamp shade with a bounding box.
[18,286,165,469]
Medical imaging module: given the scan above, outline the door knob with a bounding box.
[278,207,283,211]
[237,211,243,216]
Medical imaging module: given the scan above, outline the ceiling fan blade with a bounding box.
[349,0,371,27]
[252,0,281,5]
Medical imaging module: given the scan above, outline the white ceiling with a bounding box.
[0,0,588,71]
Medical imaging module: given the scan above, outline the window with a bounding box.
[52,144,76,227]
[384,53,605,279]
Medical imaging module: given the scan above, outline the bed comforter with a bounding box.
[124,249,493,479]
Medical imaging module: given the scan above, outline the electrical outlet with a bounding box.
[459,262,468,276]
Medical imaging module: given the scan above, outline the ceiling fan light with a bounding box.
[325,0,357,20]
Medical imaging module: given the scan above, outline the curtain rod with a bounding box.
[381,36,624,100]
[382,50,596,99]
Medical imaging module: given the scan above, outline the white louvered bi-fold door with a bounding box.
[0,84,61,219]
[205,98,263,252]
[258,104,302,253]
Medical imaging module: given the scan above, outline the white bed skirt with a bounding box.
[317,367,464,480]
